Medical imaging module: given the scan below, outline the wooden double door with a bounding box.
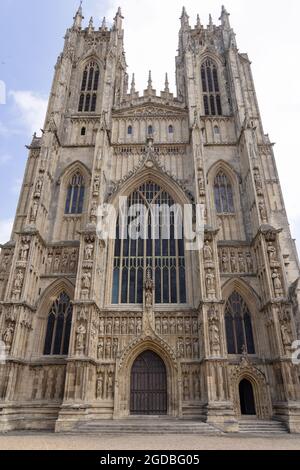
[130,351,167,415]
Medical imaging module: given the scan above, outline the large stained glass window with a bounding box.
[44,292,73,356]
[225,292,255,355]
[112,182,187,305]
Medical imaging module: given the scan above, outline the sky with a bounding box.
[0,0,299,254]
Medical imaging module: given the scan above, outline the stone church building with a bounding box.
[0,6,300,433]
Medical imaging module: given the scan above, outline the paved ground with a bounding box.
[0,432,300,450]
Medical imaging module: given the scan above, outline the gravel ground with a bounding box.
[0,433,300,450]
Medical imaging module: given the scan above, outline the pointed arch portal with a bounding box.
[239,379,256,416]
[130,350,167,415]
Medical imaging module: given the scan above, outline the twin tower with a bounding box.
[0,5,300,433]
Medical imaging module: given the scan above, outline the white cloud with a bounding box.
[9,90,48,135]
[0,219,13,245]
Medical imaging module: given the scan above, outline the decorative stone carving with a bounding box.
[96,369,104,399]
[219,247,254,274]
[267,243,280,268]
[143,268,155,334]
[203,241,213,267]
[2,323,14,351]
[81,271,91,299]
[84,235,95,261]
[197,168,205,196]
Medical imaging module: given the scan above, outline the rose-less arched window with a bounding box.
[78,61,100,112]
[65,172,85,215]
[225,292,255,355]
[112,181,187,305]
[44,292,73,356]
[201,58,222,116]
[214,171,234,214]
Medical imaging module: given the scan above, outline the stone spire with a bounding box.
[87,17,94,34]
[100,17,107,31]
[164,73,170,93]
[148,70,153,91]
[220,5,231,29]
[196,14,201,29]
[209,14,214,29]
[114,6,123,30]
[130,74,136,94]
[180,6,190,29]
[73,1,84,30]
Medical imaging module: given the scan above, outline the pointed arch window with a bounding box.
[78,61,100,112]
[65,172,85,215]
[112,181,187,305]
[225,292,255,355]
[44,292,73,356]
[201,59,222,116]
[214,171,234,214]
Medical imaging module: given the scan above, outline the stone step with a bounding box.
[73,420,221,435]
[238,420,288,434]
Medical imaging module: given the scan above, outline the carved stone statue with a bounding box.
[272,269,283,297]
[177,338,184,358]
[97,338,104,359]
[268,243,279,268]
[82,272,91,290]
[259,200,268,222]
[34,178,43,198]
[3,324,14,349]
[209,322,221,356]
[90,201,98,222]
[84,243,94,261]
[221,251,230,272]
[13,270,24,292]
[246,253,253,272]
[112,338,118,358]
[20,238,30,262]
[107,372,114,399]
[93,176,100,196]
[203,241,213,262]
[230,252,237,272]
[96,372,104,399]
[30,201,39,222]
[206,269,216,298]
[238,253,246,273]
[76,324,86,353]
[280,323,291,350]
[254,169,263,195]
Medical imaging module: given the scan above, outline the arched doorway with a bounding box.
[239,379,256,416]
[130,350,167,415]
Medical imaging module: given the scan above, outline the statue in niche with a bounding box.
[34,178,43,198]
[183,374,190,401]
[136,318,142,335]
[192,318,198,335]
[268,243,279,268]
[19,238,30,262]
[209,322,221,356]
[93,176,100,196]
[259,200,268,222]
[177,318,183,334]
[61,252,69,272]
[162,318,168,335]
[13,270,24,292]
[82,272,91,290]
[185,318,191,334]
[54,254,60,272]
[246,253,253,272]
[90,201,98,222]
[96,371,104,399]
[177,338,184,358]
[193,339,199,358]
[114,318,120,334]
[69,250,77,271]
[230,251,237,272]
[107,372,114,399]
[97,338,104,359]
[170,318,176,334]
[221,251,230,272]
[203,241,213,263]
[121,318,127,334]
[253,168,263,195]
[129,318,135,335]
[105,338,112,359]
[99,318,105,335]
[206,269,216,298]
[272,269,283,297]
[186,338,192,357]
[2,324,14,349]
[76,324,86,353]
[280,323,291,351]
[238,253,246,273]
[112,338,118,358]
[30,201,39,222]
[106,318,112,335]
[84,242,94,261]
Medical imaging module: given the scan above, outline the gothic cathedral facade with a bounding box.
[0,6,300,433]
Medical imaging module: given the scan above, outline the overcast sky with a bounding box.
[0,0,299,254]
